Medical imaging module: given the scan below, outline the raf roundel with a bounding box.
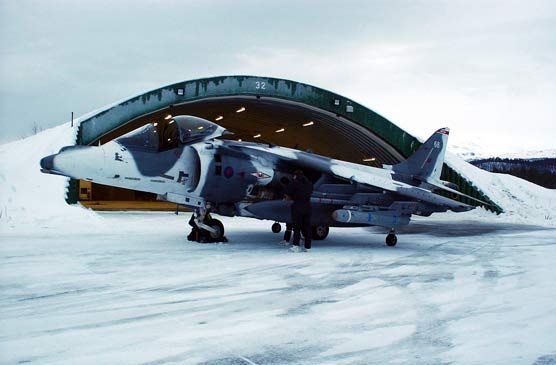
[224,166,234,178]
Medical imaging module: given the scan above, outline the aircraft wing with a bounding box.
[228,144,475,212]
[228,143,398,189]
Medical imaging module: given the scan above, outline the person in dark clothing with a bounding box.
[187,214,201,241]
[284,170,313,252]
[280,223,293,245]
[279,176,293,245]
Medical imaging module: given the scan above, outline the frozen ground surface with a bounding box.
[1,212,556,365]
[1,120,556,365]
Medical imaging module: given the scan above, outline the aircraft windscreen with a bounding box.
[174,116,220,144]
[116,124,159,151]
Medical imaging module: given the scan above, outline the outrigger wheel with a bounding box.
[271,222,282,234]
[385,229,397,247]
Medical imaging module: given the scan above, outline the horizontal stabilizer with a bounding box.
[428,181,492,207]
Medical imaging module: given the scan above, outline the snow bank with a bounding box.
[0,123,99,233]
[446,152,556,226]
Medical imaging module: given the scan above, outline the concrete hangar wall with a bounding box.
[69,75,502,213]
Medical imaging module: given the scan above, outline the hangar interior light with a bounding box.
[90,96,399,174]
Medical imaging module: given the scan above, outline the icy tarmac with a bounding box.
[1,213,555,365]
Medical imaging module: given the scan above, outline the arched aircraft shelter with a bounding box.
[69,75,502,213]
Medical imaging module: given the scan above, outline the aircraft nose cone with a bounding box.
[40,154,56,171]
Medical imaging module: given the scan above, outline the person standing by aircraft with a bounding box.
[278,176,293,245]
[280,223,293,245]
[284,170,313,252]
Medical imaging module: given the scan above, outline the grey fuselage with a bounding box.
[40,117,474,229]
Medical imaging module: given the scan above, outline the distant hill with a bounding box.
[497,149,556,160]
[469,158,556,189]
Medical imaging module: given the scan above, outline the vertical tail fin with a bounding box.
[392,128,449,181]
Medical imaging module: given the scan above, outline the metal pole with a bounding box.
[71,112,74,127]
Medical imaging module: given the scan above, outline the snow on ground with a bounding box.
[445,153,556,226]
[1,125,556,364]
[1,213,555,365]
[0,123,100,231]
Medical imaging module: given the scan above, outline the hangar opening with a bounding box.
[71,75,502,212]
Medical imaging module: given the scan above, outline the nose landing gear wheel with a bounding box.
[312,225,330,240]
[271,222,282,234]
[206,218,225,241]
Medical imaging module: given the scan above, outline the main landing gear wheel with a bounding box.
[385,229,397,247]
[206,218,225,241]
[312,225,330,240]
[271,222,282,234]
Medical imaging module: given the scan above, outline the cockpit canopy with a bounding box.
[116,124,160,151]
[115,115,230,151]
[173,115,230,145]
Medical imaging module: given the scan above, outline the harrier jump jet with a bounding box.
[40,116,482,246]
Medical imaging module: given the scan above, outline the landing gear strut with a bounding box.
[271,222,282,234]
[385,228,397,247]
[188,207,227,243]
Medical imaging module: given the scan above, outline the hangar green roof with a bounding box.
[72,75,502,213]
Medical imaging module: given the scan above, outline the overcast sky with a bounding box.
[1,0,555,153]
